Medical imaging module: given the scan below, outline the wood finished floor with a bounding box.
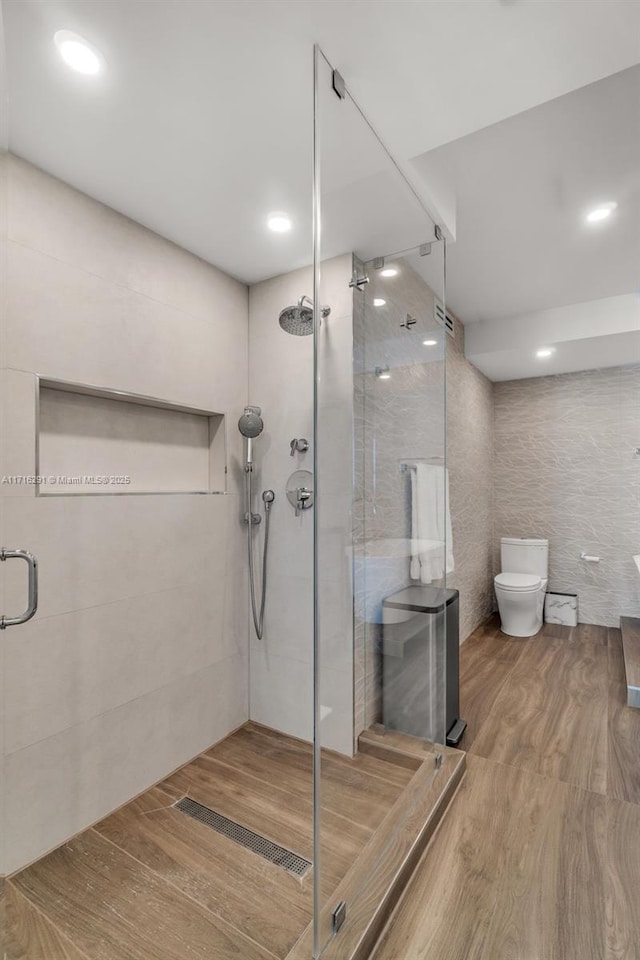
[7,722,413,960]
[376,617,640,960]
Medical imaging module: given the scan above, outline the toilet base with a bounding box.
[499,622,542,639]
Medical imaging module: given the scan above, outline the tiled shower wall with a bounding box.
[494,364,640,627]
[0,155,250,873]
[248,254,354,755]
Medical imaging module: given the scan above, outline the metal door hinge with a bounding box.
[332,70,346,100]
[332,900,347,935]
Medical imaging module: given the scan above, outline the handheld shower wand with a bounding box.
[238,405,263,471]
[237,406,274,639]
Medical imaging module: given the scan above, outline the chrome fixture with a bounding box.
[0,548,38,629]
[289,438,309,456]
[174,797,311,877]
[238,405,264,470]
[400,314,417,330]
[286,469,314,517]
[399,456,445,473]
[349,272,369,290]
[278,296,331,337]
[294,488,312,515]
[580,552,601,563]
[238,407,274,639]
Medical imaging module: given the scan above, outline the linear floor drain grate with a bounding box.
[174,796,312,877]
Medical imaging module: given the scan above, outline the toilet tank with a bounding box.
[501,537,549,577]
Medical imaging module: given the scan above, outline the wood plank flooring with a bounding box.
[375,618,640,960]
[620,616,640,705]
[7,722,413,960]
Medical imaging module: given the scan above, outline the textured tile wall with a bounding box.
[353,259,446,734]
[352,265,497,738]
[494,365,640,627]
[446,318,495,642]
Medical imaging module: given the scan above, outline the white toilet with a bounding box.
[495,537,549,637]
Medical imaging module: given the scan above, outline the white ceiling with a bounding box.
[414,65,640,325]
[410,65,640,380]
[3,0,640,286]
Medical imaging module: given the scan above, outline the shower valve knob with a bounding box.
[290,438,309,456]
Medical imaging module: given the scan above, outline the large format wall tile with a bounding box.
[494,365,640,627]
[6,241,247,415]
[3,655,247,875]
[1,157,249,873]
[7,155,247,331]
[248,255,354,755]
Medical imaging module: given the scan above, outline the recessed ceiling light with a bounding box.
[54,30,101,75]
[536,347,555,358]
[373,298,386,307]
[375,365,391,379]
[267,212,292,233]
[586,201,617,224]
[380,268,398,278]
[423,339,437,347]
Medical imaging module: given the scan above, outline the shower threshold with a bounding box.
[6,722,464,960]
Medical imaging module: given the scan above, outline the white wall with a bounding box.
[248,254,354,755]
[0,155,250,874]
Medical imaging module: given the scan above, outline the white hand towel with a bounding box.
[410,462,455,583]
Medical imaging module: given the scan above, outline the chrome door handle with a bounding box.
[0,549,38,629]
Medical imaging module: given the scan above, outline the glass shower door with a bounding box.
[313,46,449,959]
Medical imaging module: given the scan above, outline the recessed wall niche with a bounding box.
[37,380,226,495]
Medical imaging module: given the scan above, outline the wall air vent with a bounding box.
[434,299,455,338]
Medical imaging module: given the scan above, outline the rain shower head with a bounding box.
[279,296,331,336]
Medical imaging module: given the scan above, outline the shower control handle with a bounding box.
[290,438,310,457]
[286,469,314,516]
[295,487,311,517]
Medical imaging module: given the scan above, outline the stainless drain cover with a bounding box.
[174,796,312,878]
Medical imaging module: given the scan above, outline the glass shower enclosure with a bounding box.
[0,12,451,958]
[313,46,450,958]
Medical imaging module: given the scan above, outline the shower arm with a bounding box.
[297,295,331,319]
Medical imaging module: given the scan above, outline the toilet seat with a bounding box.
[494,572,541,593]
